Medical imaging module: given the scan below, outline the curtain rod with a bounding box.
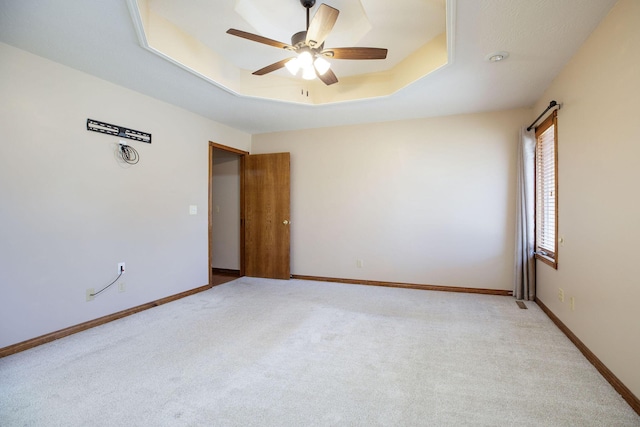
[527,100,559,132]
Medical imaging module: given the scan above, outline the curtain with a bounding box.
[514,127,536,300]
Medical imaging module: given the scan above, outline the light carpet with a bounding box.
[1,277,638,426]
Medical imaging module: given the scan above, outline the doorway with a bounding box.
[209,142,247,286]
[208,143,292,285]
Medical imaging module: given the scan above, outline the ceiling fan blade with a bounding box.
[305,4,339,48]
[322,47,388,60]
[227,29,291,50]
[253,58,294,76]
[317,68,338,86]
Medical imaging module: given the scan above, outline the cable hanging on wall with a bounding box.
[89,271,124,298]
[119,143,139,165]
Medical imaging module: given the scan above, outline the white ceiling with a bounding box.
[0,0,617,134]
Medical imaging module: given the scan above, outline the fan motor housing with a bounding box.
[300,0,316,8]
[291,31,307,48]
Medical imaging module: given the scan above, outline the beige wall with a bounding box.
[0,42,250,347]
[252,108,531,290]
[533,0,640,398]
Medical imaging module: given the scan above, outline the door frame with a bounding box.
[208,142,249,286]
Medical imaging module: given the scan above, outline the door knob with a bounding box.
[283,220,290,225]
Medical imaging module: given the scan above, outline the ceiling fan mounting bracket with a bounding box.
[300,0,316,9]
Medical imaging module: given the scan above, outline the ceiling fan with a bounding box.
[226,0,388,85]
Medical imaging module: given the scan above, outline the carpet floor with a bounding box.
[1,277,638,426]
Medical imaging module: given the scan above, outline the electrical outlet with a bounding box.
[570,296,575,311]
[558,288,565,303]
[118,282,126,293]
[118,262,125,274]
[356,259,363,268]
[86,288,95,302]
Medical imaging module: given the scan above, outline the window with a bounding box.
[535,110,558,268]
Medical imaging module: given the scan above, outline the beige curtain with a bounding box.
[514,127,536,300]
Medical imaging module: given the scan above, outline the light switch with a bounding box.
[216,205,220,213]
[189,205,197,215]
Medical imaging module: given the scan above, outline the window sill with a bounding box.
[536,253,558,269]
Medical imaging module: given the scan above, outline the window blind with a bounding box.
[535,111,558,265]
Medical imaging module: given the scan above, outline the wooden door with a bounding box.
[244,153,290,279]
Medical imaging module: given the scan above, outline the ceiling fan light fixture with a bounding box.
[298,50,313,68]
[314,56,331,75]
[302,65,316,80]
[285,58,300,75]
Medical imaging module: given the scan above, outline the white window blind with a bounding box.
[535,111,558,266]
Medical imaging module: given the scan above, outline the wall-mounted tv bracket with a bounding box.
[86,118,151,144]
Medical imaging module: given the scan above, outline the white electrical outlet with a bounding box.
[118,282,126,293]
[118,262,125,274]
[86,288,95,302]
